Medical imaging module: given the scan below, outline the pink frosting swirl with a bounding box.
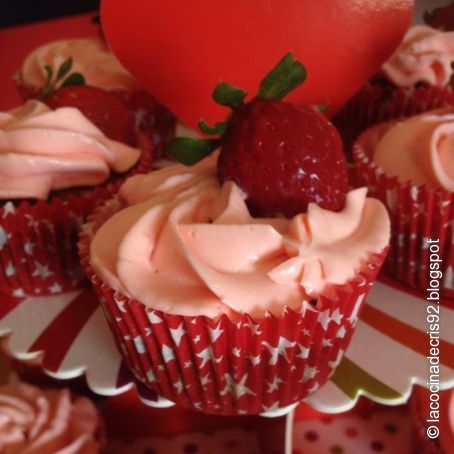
[373,108,454,191]
[0,383,101,454]
[21,38,139,92]
[0,100,141,200]
[90,155,390,319]
[382,25,454,87]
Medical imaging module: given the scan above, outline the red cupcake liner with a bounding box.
[333,84,454,160]
[14,77,176,160]
[79,197,387,415]
[353,123,453,299]
[0,132,153,297]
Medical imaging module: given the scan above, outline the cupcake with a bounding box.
[0,383,104,453]
[0,99,152,297]
[410,387,454,454]
[15,37,176,158]
[80,54,390,415]
[333,24,454,159]
[353,108,454,297]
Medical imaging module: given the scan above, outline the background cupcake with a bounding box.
[353,108,453,298]
[15,37,176,158]
[0,99,152,297]
[0,383,104,453]
[333,23,454,160]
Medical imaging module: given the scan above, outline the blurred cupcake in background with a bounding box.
[334,19,454,160]
[0,98,152,297]
[15,38,176,158]
[0,383,104,453]
[353,107,453,298]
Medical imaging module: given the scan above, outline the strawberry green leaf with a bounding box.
[198,120,228,136]
[315,103,328,113]
[44,65,53,85]
[257,53,307,101]
[213,82,247,110]
[56,57,73,81]
[61,73,86,88]
[168,137,219,166]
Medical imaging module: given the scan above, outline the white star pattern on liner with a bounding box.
[169,323,185,346]
[2,202,15,218]
[209,322,224,342]
[336,326,347,339]
[196,346,223,368]
[296,344,309,359]
[24,214,39,230]
[328,349,344,369]
[161,345,175,363]
[348,294,365,324]
[184,361,192,369]
[331,308,343,324]
[23,240,36,256]
[173,379,184,393]
[146,369,156,382]
[115,297,127,313]
[193,334,201,344]
[232,347,241,357]
[190,318,197,325]
[200,374,211,386]
[133,336,146,354]
[291,364,298,372]
[262,337,296,365]
[248,354,261,366]
[301,365,319,383]
[242,320,262,335]
[12,288,25,298]
[322,339,333,348]
[317,309,331,330]
[48,283,62,294]
[302,328,311,336]
[144,327,152,336]
[262,401,280,412]
[0,226,10,250]
[193,402,202,410]
[267,376,284,393]
[146,310,163,324]
[32,261,54,279]
[158,365,165,371]
[5,262,16,277]
[220,373,256,399]
[307,382,320,394]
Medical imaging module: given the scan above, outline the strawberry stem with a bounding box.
[257,53,307,101]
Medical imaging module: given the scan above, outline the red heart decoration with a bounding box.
[101,0,413,130]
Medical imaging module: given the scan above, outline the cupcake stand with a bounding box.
[1,12,454,454]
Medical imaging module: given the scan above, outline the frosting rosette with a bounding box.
[0,100,141,200]
[0,383,101,453]
[373,108,454,191]
[382,25,454,87]
[90,154,390,319]
[20,38,138,92]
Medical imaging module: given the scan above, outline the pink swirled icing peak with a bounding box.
[90,155,390,319]
[382,25,454,87]
[0,383,101,454]
[21,38,139,91]
[373,108,454,191]
[0,100,141,200]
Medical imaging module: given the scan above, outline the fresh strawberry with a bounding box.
[424,4,454,31]
[45,85,136,145]
[168,53,348,217]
